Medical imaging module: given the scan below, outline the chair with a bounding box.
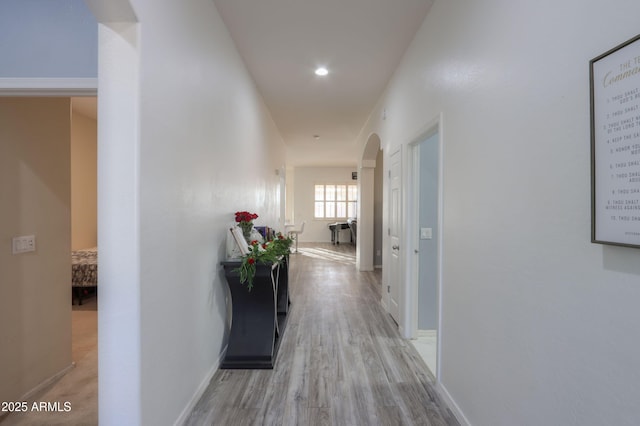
[348,218,357,245]
[286,221,305,253]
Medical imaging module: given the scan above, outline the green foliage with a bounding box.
[237,232,293,291]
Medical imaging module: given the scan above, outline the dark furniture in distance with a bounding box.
[328,219,357,245]
[328,222,350,244]
[72,247,98,305]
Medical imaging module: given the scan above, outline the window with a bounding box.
[314,184,357,219]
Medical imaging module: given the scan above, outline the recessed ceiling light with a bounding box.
[315,67,329,76]
[313,135,320,140]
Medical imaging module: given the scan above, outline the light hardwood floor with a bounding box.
[0,295,98,426]
[186,243,459,426]
[1,244,457,425]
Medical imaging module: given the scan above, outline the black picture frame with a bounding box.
[590,34,640,249]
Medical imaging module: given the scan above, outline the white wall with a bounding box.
[0,98,72,406]
[358,0,640,425]
[97,1,286,424]
[71,107,97,250]
[293,167,358,243]
[97,21,141,426]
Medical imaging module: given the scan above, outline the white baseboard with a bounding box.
[173,345,227,426]
[21,362,76,401]
[380,297,388,311]
[436,381,471,426]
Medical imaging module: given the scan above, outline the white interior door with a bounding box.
[388,148,402,324]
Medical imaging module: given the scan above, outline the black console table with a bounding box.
[220,257,290,369]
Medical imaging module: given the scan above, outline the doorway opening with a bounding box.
[358,133,383,279]
[408,121,443,378]
[70,95,99,402]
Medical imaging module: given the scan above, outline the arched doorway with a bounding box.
[357,133,381,272]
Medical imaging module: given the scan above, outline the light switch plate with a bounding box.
[420,228,433,240]
[12,235,36,254]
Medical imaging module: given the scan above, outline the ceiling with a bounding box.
[213,0,434,166]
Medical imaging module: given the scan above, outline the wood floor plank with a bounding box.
[282,404,310,426]
[309,343,334,408]
[186,243,459,426]
[256,383,286,426]
[238,370,271,409]
[360,340,398,407]
[394,381,446,426]
[343,344,380,426]
[308,407,331,426]
[375,405,408,426]
[286,341,311,406]
[328,377,358,426]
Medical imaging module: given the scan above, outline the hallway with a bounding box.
[186,243,458,425]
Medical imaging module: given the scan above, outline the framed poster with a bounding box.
[590,34,640,248]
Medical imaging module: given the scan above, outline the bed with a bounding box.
[72,247,98,305]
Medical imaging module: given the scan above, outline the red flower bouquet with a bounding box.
[235,211,259,239]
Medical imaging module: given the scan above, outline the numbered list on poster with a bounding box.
[593,43,640,245]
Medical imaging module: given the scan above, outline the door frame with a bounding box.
[0,78,97,96]
[406,114,444,378]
